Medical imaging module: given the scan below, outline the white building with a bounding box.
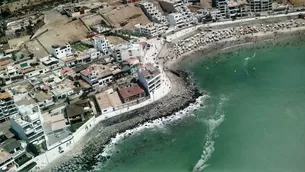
[91,35,110,55]
[137,1,168,24]
[112,43,145,62]
[134,23,168,37]
[39,56,64,70]
[51,43,73,59]
[0,65,24,85]
[80,64,113,87]
[249,0,272,14]
[10,104,45,144]
[137,63,161,94]
[167,13,186,27]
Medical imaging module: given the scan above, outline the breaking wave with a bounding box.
[244,52,256,76]
[98,95,209,161]
[192,95,228,172]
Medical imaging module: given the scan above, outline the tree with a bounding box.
[26,143,40,156]
[12,53,17,61]
[20,54,24,59]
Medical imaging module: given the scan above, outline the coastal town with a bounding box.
[0,0,305,171]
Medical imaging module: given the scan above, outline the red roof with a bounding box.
[118,84,144,100]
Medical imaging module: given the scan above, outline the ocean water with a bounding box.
[94,37,305,172]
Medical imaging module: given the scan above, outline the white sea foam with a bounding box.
[192,95,227,172]
[244,52,256,76]
[100,95,209,158]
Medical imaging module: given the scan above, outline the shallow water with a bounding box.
[94,38,305,172]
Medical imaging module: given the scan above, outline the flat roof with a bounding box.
[95,90,122,110]
[0,91,11,99]
[0,151,11,165]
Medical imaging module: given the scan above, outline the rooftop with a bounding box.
[66,99,90,118]
[118,84,145,100]
[43,113,67,133]
[1,139,21,153]
[95,89,122,109]
[0,121,14,139]
[0,150,12,165]
[80,64,113,78]
[138,63,161,80]
[0,91,11,100]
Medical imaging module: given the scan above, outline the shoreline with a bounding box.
[166,26,305,70]
[45,23,305,172]
[47,70,204,172]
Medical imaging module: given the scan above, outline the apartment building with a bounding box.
[112,43,145,62]
[10,104,45,144]
[39,56,64,71]
[249,0,272,14]
[0,91,18,121]
[137,63,161,94]
[134,22,168,37]
[80,64,113,87]
[137,1,168,24]
[159,0,197,26]
[91,35,110,55]
[51,43,73,59]
[226,0,249,18]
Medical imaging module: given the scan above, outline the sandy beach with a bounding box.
[166,25,305,70]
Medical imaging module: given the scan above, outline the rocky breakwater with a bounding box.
[51,70,203,172]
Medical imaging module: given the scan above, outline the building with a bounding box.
[216,0,229,18]
[80,64,113,87]
[137,1,168,24]
[249,0,272,14]
[112,43,145,62]
[51,43,73,59]
[65,99,92,124]
[91,35,110,55]
[1,139,26,162]
[42,110,70,148]
[0,65,24,85]
[167,13,186,27]
[50,79,75,100]
[39,56,63,71]
[226,0,249,18]
[0,150,17,172]
[134,23,168,37]
[137,63,161,94]
[95,89,122,114]
[10,104,45,144]
[0,90,18,121]
[159,0,197,25]
[118,84,145,103]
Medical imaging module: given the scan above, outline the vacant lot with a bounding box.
[37,20,89,52]
[25,39,49,58]
[102,4,150,30]
[81,14,104,27]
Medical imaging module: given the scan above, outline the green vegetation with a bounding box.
[70,113,92,132]
[16,155,31,166]
[19,162,37,172]
[71,43,90,52]
[26,143,40,156]
[12,53,17,61]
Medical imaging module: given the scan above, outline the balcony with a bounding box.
[24,128,35,135]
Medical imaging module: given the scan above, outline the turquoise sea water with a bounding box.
[95,38,305,172]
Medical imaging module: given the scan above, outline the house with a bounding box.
[50,79,76,100]
[0,139,25,160]
[39,56,63,70]
[137,63,161,94]
[80,64,113,87]
[0,121,14,143]
[0,65,24,85]
[10,104,45,144]
[42,110,70,148]
[51,43,73,59]
[65,99,92,124]
[95,89,122,114]
[118,84,145,103]
[0,90,18,121]
[0,150,18,172]
[91,35,110,55]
